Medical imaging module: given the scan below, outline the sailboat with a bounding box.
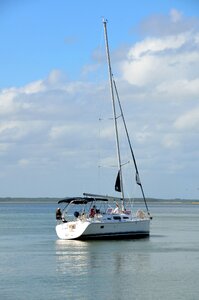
[55,19,152,240]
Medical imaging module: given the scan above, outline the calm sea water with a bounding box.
[0,202,199,300]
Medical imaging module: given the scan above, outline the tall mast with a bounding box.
[103,19,125,207]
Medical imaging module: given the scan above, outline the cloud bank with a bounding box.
[0,9,199,198]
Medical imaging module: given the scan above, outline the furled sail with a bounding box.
[115,170,121,192]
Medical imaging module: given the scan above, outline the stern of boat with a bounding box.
[56,220,90,240]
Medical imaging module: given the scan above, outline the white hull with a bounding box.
[56,218,150,240]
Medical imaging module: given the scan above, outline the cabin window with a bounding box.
[113,216,121,221]
[123,216,129,220]
[107,217,112,220]
[100,226,104,229]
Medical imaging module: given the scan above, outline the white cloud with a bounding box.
[21,80,45,94]
[135,127,153,144]
[174,107,199,130]
[100,126,115,140]
[18,158,30,167]
[0,89,18,114]
[129,34,187,59]
[170,8,183,23]
[137,8,199,36]
[0,121,28,141]
[162,134,180,149]
[0,143,9,154]
[121,30,199,87]
[48,123,95,141]
[0,10,199,198]
[156,78,199,99]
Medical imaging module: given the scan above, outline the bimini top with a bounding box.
[58,197,108,205]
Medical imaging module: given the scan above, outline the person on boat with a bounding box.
[89,205,96,218]
[113,202,119,214]
[56,208,62,220]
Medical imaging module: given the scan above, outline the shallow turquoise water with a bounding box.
[0,203,199,300]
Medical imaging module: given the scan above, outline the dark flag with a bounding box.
[115,170,121,192]
[136,172,141,186]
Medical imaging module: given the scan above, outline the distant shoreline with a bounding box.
[0,197,59,204]
[0,197,199,205]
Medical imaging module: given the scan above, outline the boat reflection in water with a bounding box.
[55,239,151,281]
[55,239,152,299]
[55,240,89,276]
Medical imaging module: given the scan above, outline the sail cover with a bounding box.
[115,170,121,192]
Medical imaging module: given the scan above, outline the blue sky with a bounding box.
[0,0,199,198]
[2,0,198,87]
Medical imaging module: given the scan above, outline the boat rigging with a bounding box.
[55,19,152,240]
